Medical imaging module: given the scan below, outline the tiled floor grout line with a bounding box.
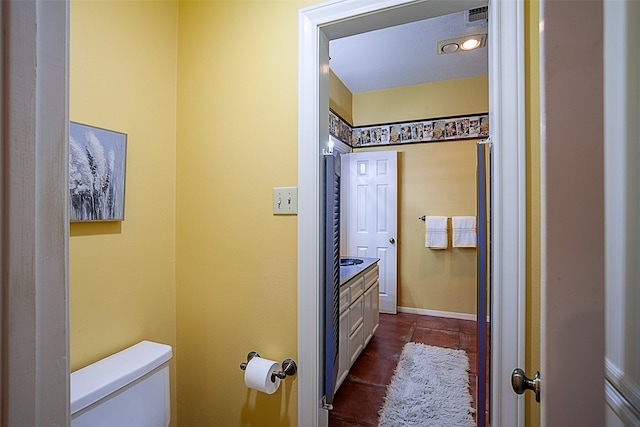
[406,319,417,344]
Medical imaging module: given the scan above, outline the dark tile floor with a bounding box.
[328,312,479,427]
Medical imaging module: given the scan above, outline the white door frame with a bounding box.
[0,0,70,424]
[298,0,526,426]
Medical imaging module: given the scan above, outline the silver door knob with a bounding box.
[511,368,540,402]
[389,237,395,244]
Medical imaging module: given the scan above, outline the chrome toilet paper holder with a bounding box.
[240,351,298,382]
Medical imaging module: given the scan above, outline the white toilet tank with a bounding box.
[70,340,172,427]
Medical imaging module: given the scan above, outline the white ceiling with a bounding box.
[329,10,488,94]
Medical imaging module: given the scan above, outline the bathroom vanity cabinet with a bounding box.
[336,260,380,392]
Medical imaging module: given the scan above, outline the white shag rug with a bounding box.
[378,342,476,427]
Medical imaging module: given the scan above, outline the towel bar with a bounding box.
[419,215,450,221]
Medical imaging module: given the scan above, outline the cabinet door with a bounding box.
[371,280,379,336]
[335,309,350,392]
[363,280,380,346]
[348,295,365,366]
[348,294,364,336]
[363,285,374,346]
[349,322,365,366]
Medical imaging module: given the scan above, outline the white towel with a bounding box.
[452,216,477,248]
[424,216,448,249]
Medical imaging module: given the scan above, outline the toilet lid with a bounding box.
[70,340,172,414]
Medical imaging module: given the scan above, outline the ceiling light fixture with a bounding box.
[441,43,459,54]
[437,34,487,55]
[461,38,481,50]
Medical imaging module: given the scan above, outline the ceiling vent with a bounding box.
[468,6,488,22]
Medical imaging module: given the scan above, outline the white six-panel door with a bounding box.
[343,151,398,314]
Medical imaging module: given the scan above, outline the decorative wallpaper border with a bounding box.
[329,110,489,148]
[329,110,353,145]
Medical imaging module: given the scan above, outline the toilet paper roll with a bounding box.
[244,356,281,394]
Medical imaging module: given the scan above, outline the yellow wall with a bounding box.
[353,76,488,125]
[330,70,353,124]
[69,1,540,425]
[175,1,316,425]
[352,77,488,315]
[69,1,178,425]
[359,142,478,314]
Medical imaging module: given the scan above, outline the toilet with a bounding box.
[70,340,172,427]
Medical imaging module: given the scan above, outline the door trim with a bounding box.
[298,0,526,425]
[1,0,70,424]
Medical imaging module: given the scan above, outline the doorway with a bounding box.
[298,1,526,426]
[334,142,488,425]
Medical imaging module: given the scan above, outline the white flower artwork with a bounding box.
[69,122,127,222]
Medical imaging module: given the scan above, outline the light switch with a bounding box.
[273,187,298,215]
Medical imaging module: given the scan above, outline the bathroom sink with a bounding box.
[340,258,364,266]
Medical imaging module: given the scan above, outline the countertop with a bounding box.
[340,257,379,285]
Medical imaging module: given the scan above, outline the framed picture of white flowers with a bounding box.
[69,122,127,222]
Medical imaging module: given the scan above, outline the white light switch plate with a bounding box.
[273,187,298,215]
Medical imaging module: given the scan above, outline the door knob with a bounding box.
[389,237,395,244]
[511,368,541,402]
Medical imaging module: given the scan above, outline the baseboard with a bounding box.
[397,306,477,322]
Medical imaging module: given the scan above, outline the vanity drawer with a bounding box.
[349,277,365,302]
[339,286,350,313]
[364,264,379,289]
[348,295,364,335]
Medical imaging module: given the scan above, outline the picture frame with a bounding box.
[69,122,127,222]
